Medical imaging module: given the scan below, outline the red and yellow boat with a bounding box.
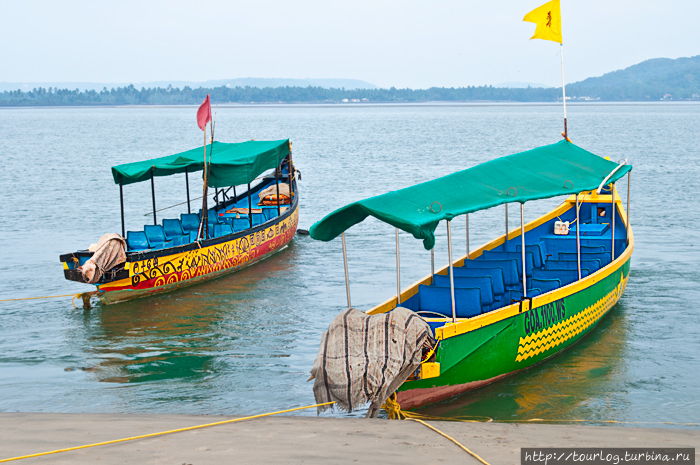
[60,139,299,304]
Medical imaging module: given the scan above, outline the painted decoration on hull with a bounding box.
[516,272,628,362]
[100,209,298,294]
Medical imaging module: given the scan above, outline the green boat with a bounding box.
[309,140,633,410]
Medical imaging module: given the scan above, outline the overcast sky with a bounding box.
[1,0,698,89]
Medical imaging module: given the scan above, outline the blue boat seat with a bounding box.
[189,230,200,242]
[581,245,606,254]
[461,259,520,287]
[126,231,150,251]
[232,216,250,232]
[571,223,609,236]
[432,275,494,311]
[479,250,535,277]
[451,267,506,296]
[162,219,185,237]
[162,219,189,245]
[261,207,277,221]
[532,268,590,287]
[144,225,174,249]
[213,223,233,237]
[505,288,543,302]
[530,278,561,294]
[207,209,224,225]
[417,285,482,318]
[559,252,610,267]
[545,259,601,273]
[252,212,266,226]
[180,214,200,233]
[515,242,547,268]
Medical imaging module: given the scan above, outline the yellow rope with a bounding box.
[0,294,78,302]
[0,401,335,463]
[382,394,699,427]
[381,395,492,423]
[410,418,491,465]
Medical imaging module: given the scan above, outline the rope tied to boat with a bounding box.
[0,291,97,309]
[0,401,336,463]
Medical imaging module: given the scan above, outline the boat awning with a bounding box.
[308,140,632,250]
[111,139,290,188]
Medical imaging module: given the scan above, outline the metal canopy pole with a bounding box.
[395,228,402,305]
[431,248,434,277]
[626,172,631,242]
[521,204,527,297]
[247,183,253,229]
[185,167,191,214]
[341,232,351,309]
[576,194,581,280]
[466,213,470,259]
[611,183,616,262]
[150,169,157,225]
[447,221,456,323]
[505,204,509,250]
[275,165,281,216]
[119,175,125,238]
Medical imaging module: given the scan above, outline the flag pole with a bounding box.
[560,42,568,139]
[200,125,209,240]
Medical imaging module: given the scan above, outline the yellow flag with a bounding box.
[523,0,562,44]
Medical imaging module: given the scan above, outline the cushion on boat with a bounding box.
[558,252,610,267]
[479,250,535,277]
[532,268,590,286]
[505,288,542,302]
[126,231,150,251]
[232,217,250,232]
[570,223,609,236]
[262,207,277,221]
[252,212,266,226]
[418,284,482,318]
[530,278,561,294]
[144,225,168,246]
[162,219,185,238]
[213,223,233,237]
[432,275,495,307]
[545,259,601,272]
[581,245,606,254]
[461,259,519,287]
[207,209,223,224]
[515,242,547,268]
[180,214,200,232]
[451,267,506,295]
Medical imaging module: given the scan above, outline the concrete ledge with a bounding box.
[1,413,698,464]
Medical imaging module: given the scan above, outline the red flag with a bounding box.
[197,94,211,131]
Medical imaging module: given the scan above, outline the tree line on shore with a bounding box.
[0,81,698,106]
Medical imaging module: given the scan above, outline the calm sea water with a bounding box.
[0,103,698,426]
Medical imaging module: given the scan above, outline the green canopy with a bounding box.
[309,140,632,250]
[111,139,290,188]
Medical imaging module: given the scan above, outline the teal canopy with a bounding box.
[309,140,632,250]
[111,139,290,188]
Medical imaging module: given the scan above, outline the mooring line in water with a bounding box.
[0,293,79,302]
[410,418,492,465]
[0,401,336,463]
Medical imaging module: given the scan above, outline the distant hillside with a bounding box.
[2,56,700,106]
[567,55,700,100]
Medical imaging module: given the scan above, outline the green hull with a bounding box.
[397,257,630,409]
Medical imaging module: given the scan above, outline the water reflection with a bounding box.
[75,246,302,385]
[419,302,630,423]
